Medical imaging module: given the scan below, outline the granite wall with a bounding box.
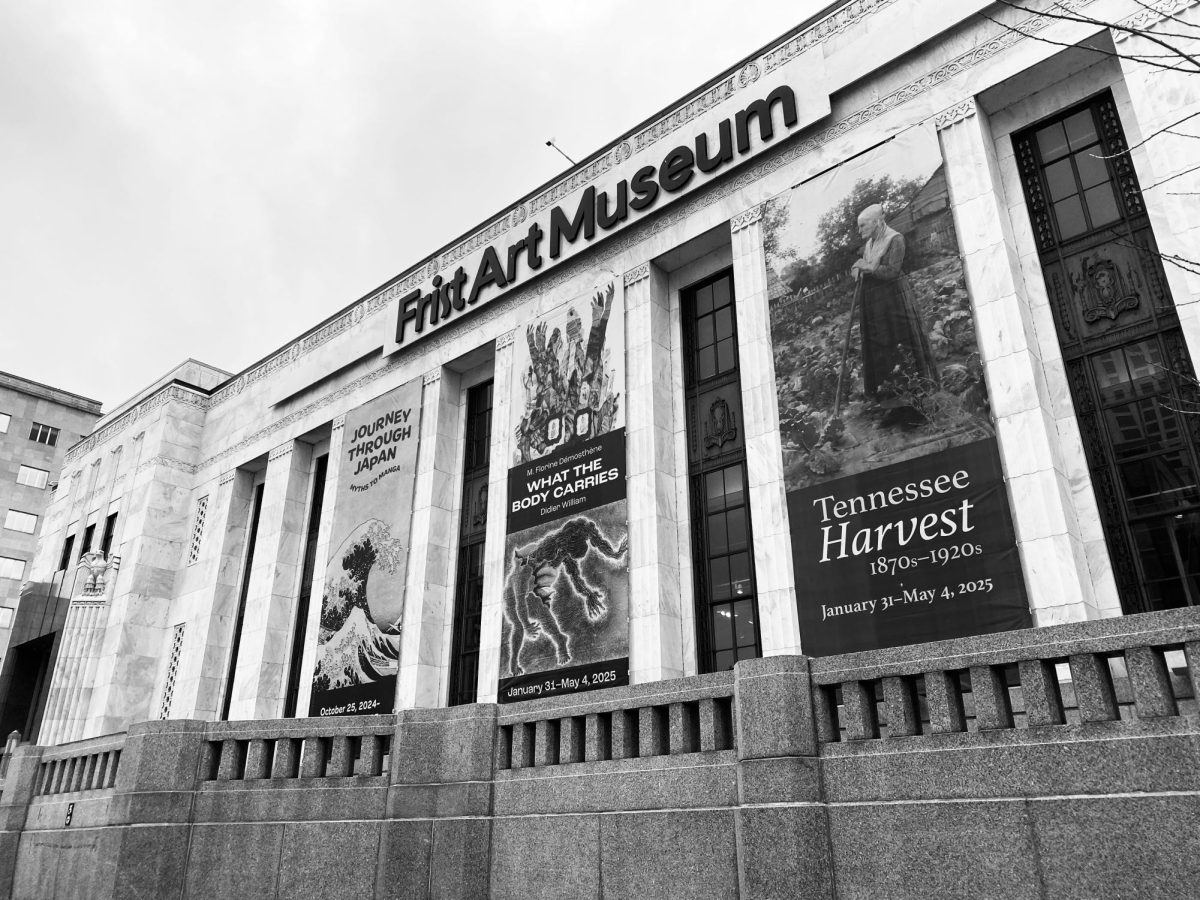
[2,607,1199,899]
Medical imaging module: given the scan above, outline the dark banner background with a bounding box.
[790,439,1031,656]
[508,428,626,531]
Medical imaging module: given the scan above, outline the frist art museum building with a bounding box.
[3,1,1200,897]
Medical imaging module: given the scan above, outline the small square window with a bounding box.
[3,510,37,534]
[16,465,49,489]
[0,556,25,580]
[28,423,60,446]
[0,607,13,629]
[0,413,9,433]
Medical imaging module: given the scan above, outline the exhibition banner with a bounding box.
[500,277,630,702]
[309,380,422,716]
[765,124,1031,655]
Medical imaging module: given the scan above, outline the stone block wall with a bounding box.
[2,608,1200,898]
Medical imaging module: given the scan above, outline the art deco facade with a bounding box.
[24,0,1200,745]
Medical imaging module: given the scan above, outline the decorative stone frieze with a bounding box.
[730,206,764,232]
[934,98,978,130]
[623,263,652,286]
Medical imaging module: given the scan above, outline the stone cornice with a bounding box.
[65,384,208,465]
[495,330,517,351]
[423,370,443,387]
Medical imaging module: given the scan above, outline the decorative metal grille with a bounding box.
[186,495,209,566]
[159,623,185,719]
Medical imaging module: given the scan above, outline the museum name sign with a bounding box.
[386,56,828,353]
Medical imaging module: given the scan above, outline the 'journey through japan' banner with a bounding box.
[499,276,629,702]
[765,124,1031,656]
[310,380,422,716]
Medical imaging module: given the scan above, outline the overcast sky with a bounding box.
[2,1,822,412]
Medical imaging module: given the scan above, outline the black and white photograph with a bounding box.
[765,125,993,492]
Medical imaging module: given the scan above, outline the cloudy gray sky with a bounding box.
[2,1,820,411]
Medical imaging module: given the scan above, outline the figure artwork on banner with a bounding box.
[309,380,422,716]
[764,124,1031,656]
[501,276,630,702]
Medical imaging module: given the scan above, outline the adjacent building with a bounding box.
[0,371,101,739]
[25,0,1200,745]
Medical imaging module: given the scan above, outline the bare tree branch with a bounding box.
[992,0,1200,73]
[1143,161,1200,191]
[1090,109,1200,159]
[980,12,1197,73]
[1129,0,1200,32]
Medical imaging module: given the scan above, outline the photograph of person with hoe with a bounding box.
[764,124,1029,656]
[765,125,994,494]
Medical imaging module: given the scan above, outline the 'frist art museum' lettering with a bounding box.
[396,86,800,345]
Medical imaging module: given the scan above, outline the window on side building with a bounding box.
[3,510,37,534]
[16,465,50,489]
[0,556,25,580]
[28,423,59,446]
[0,413,10,433]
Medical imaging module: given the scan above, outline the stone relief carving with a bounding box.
[933,98,977,130]
[623,263,651,286]
[77,551,120,598]
[730,205,764,232]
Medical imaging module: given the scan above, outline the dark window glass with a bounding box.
[682,269,760,673]
[79,524,95,558]
[449,380,494,706]
[284,453,328,718]
[58,535,75,572]
[100,513,118,557]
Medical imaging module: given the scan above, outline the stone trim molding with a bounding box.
[423,369,443,387]
[65,384,208,465]
[730,205,764,232]
[623,263,652,286]
[218,469,237,486]
[135,455,197,476]
[332,415,347,432]
[934,98,978,130]
[1113,0,1200,41]
[495,330,517,351]
[268,443,294,463]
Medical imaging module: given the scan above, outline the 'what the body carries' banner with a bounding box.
[499,275,630,702]
[765,124,1031,656]
[310,380,422,716]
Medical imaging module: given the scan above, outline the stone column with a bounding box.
[227,440,313,720]
[939,99,1102,624]
[292,416,346,717]
[730,206,803,656]
[1116,10,1200,356]
[173,468,254,719]
[397,368,463,709]
[476,330,517,704]
[625,262,687,683]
